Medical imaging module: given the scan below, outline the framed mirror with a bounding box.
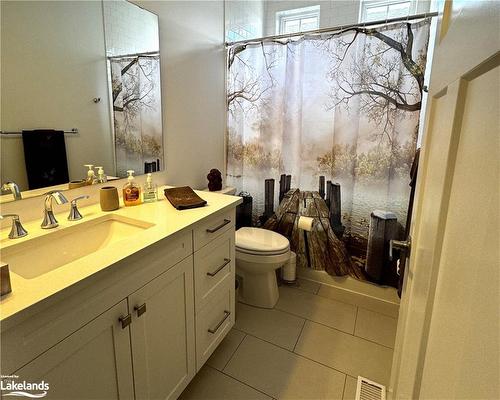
[0,0,164,203]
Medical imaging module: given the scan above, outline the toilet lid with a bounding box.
[235,227,289,254]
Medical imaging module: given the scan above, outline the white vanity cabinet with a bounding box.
[1,206,237,400]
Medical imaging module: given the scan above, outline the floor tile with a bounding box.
[207,329,246,371]
[295,321,393,385]
[285,278,322,294]
[179,366,271,400]
[276,286,357,334]
[225,335,346,400]
[234,302,305,350]
[355,308,398,348]
[342,376,358,400]
[318,284,399,318]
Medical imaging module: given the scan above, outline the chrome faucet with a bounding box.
[1,181,22,201]
[41,191,68,229]
[0,214,28,239]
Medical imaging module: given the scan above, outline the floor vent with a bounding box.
[355,376,386,400]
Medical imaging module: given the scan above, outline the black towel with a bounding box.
[22,130,69,190]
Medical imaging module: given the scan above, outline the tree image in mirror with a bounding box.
[111,55,163,176]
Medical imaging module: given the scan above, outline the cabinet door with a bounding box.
[13,300,134,400]
[129,256,195,400]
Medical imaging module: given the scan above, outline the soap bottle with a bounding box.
[84,164,97,185]
[123,170,142,206]
[96,166,107,184]
[143,173,158,203]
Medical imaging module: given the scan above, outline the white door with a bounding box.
[129,256,196,400]
[13,300,134,400]
[390,1,499,399]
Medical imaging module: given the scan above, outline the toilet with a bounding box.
[235,227,290,308]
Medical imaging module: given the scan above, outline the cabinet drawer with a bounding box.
[194,230,234,312]
[193,209,235,251]
[195,280,234,371]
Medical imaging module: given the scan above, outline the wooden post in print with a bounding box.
[326,180,332,208]
[365,210,399,282]
[263,178,275,222]
[263,189,363,279]
[328,182,344,238]
[279,174,287,203]
[318,176,325,199]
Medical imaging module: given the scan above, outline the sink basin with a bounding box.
[1,214,154,279]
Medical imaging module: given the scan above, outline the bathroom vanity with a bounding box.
[0,189,241,399]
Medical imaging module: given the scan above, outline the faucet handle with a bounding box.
[68,195,90,221]
[0,214,28,239]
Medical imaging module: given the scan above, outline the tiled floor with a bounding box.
[180,279,398,400]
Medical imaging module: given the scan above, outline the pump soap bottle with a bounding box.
[84,165,97,185]
[143,173,158,203]
[96,167,107,184]
[123,170,142,206]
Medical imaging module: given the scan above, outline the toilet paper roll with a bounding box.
[298,216,314,232]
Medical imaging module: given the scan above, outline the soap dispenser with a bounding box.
[96,166,107,184]
[84,165,97,185]
[143,173,158,203]
[123,170,142,206]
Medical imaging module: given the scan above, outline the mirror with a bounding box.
[0,0,164,203]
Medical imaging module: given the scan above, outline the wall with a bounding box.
[0,1,114,190]
[134,0,225,189]
[225,0,265,41]
[103,0,159,57]
[263,0,360,35]
[225,0,433,41]
[1,0,225,222]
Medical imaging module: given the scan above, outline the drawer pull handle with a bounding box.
[134,303,147,318]
[207,258,231,277]
[206,219,231,233]
[207,310,231,334]
[119,314,132,329]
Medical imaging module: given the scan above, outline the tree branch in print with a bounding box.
[227,44,281,115]
[324,23,427,145]
[111,56,162,157]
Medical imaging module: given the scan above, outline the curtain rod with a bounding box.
[225,11,438,47]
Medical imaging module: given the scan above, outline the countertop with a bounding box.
[0,187,242,322]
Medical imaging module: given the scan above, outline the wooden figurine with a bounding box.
[206,168,222,191]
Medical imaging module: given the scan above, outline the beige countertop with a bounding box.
[0,187,242,322]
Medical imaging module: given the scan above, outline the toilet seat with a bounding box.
[235,227,289,255]
[235,227,291,308]
[236,247,289,256]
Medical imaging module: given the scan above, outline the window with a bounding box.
[360,0,416,23]
[276,5,320,35]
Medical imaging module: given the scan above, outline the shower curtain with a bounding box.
[110,55,163,177]
[226,20,431,278]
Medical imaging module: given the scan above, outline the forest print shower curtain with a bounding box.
[111,55,163,177]
[226,20,431,280]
